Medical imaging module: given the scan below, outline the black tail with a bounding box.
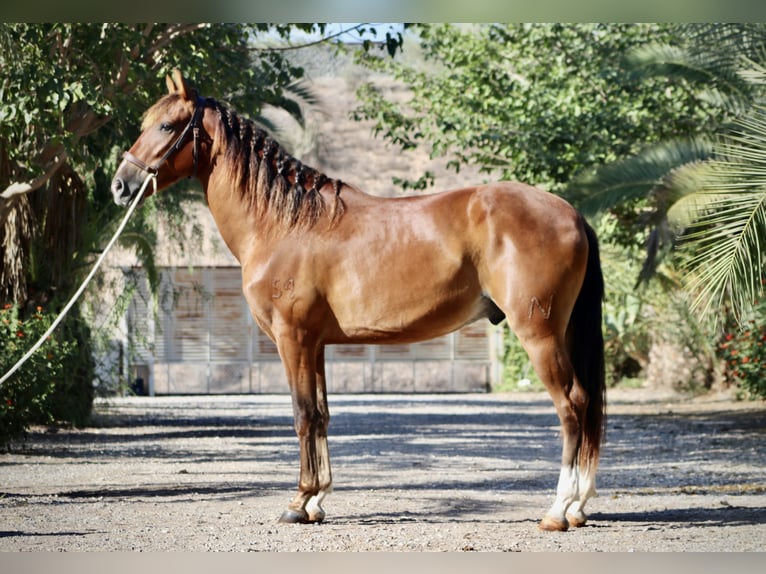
[570,220,606,471]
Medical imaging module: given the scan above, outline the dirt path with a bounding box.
[1,388,764,551]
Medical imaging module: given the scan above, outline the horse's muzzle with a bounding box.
[111,176,135,207]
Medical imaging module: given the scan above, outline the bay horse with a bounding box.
[111,70,605,531]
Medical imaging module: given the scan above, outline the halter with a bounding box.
[122,96,206,178]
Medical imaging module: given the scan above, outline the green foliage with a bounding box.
[0,305,75,449]
[681,104,766,320]
[718,298,766,399]
[0,25,258,182]
[600,240,649,385]
[573,138,716,219]
[624,24,766,118]
[354,24,721,197]
[50,306,95,426]
[568,24,766,320]
[584,217,719,392]
[646,283,719,394]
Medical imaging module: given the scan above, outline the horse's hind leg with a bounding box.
[564,449,598,527]
[520,333,588,531]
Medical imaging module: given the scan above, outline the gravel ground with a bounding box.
[0,388,764,552]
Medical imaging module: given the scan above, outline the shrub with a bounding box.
[0,304,76,449]
[718,319,766,400]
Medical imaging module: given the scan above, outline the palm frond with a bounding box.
[737,56,766,87]
[268,96,306,128]
[627,44,724,84]
[569,137,714,217]
[681,23,766,69]
[683,190,766,318]
[664,160,721,230]
[253,80,320,141]
[265,80,318,129]
[681,105,766,319]
[285,80,320,107]
[625,24,766,115]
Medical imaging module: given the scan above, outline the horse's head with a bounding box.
[111,69,208,206]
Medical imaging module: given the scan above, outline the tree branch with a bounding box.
[148,23,209,59]
[0,150,69,199]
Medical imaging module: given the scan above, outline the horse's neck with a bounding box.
[203,173,265,263]
[202,165,335,261]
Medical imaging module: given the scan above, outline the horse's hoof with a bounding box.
[306,507,325,523]
[278,509,309,524]
[308,508,324,524]
[538,515,569,532]
[566,512,588,528]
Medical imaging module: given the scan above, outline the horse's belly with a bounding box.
[321,205,493,344]
[327,283,491,345]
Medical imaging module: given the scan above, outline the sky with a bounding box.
[284,23,405,46]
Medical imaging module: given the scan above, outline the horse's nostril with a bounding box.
[111,177,133,205]
[111,178,124,195]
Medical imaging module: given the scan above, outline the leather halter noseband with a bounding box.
[122,97,206,177]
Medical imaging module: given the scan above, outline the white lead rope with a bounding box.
[0,173,156,388]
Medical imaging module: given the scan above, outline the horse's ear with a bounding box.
[165,73,177,94]
[172,69,187,98]
[165,69,196,101]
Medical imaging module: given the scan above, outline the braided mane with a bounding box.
[206,97,344,228]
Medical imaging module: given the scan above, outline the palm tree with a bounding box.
[681,97,766,319]
[569,23,766,320]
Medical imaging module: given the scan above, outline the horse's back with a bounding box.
[464,181,584,244]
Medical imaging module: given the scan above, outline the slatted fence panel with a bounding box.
[127,267,496,394]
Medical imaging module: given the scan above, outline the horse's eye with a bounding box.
[159,122,174,133]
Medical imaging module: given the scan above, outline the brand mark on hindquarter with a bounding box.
[528,294,554,320]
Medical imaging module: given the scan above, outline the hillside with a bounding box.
[264,45,487,198]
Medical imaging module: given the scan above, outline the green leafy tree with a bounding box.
[0,304,74,449]
[353,24,724,198]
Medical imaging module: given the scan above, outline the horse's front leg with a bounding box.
[277,336,332,524]
[304,346,332,522]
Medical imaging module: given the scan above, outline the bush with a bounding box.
[600,241,651,386]
[718,318,766,400]
[51,308,95,427]
[0,304,76,449]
